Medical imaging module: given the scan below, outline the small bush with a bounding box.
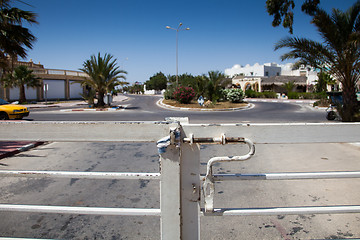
[287,92,300,99]
[226,89,245,103]
[173,86,196,104]
[262,91,277,98]
[245,89,257,98]
[164,88,175,99]
[245,89,277,98]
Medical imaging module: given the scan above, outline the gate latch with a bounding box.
[202,135,255,213]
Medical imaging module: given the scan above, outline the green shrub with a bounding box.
[287,92,300,99]
[226,89,245,103]
[164,88,175,99]
[173,86,196,104]
[219,89,229,102]
[245,89,257,98]
[262,91,277,98]
[245,89,277,98]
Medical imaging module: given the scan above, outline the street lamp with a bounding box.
[166,23,190,86]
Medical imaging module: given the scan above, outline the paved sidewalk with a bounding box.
[22,95,128,109]
[0,141,44,160]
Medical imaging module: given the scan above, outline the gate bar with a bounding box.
[0,170,160,180]
[203,205,360,216]
[211,171,360,181]
[0,204,161,216]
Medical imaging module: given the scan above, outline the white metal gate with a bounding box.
[0,120,360,239]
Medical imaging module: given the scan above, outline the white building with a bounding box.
[225,62,319,92]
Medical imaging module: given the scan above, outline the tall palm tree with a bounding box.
[275,1,360,121]
[0,0,37,72]
[2,65,41,103]
[80,53,127,107]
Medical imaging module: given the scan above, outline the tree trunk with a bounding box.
[97,90,105,107]
[340,81,359,122]
[19,84,26,103]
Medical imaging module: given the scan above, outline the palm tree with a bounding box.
[0,0,37,72]
[203,71,228,102]
[2,65,41,103]
[275,1,360,121]
[80,53,127,107]
[282,81,295,94]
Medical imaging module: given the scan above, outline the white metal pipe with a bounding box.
[211,171,360,181]
[0,170,160,180]
[0,204,161,216]
[203,205,360,216]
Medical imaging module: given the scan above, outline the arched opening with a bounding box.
[245,82,252,90]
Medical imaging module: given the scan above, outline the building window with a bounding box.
[250,72,253,76]
[276,72,280,76]
[265,71,269,76]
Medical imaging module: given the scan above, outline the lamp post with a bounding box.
[166,23,190,86]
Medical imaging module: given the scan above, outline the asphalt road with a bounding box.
[0,141,359,239]
[27,94,327,123]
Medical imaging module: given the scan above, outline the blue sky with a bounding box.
[17,0,357,84]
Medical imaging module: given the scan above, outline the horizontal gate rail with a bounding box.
[0,170,160,180]
[203,205,360,216]
[0,204,161,216]
[182,122,360,144]
[210,171,360,181]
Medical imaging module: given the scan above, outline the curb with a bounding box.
[245,98,316,104]
[60,106,125,112]
[0,142,45,160]
[157,99,254,112]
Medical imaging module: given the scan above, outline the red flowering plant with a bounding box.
[173,86,196,104]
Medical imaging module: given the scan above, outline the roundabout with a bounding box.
[157,98,254,112]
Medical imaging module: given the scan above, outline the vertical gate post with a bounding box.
[160,140,181,239]
[180,142,200,240]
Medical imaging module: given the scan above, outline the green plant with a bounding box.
[245,90,277,98]
[164,86,175,100]
[226,89,245,103]
[2,65,41,103]
[80,53,127,107]
[287,92,300,99]
[173,86,196,104]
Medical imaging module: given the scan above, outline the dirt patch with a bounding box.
[162,99,248,109]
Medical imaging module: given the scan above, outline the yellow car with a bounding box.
[0,98,29,120]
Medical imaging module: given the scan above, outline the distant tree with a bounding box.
[145,72,167,90]
[266,0,320,34]
[129,82,144,94]
[282,81,295,94]
[315,72,334,93]
[203,71,227,102]
[275,2,360,121]
[2,65,41,103]
[0,0,38,72]
[80,53,127,107]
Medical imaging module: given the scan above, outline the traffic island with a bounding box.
[158,99,253,111]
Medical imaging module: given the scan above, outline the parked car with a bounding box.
[0,98,29,120]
